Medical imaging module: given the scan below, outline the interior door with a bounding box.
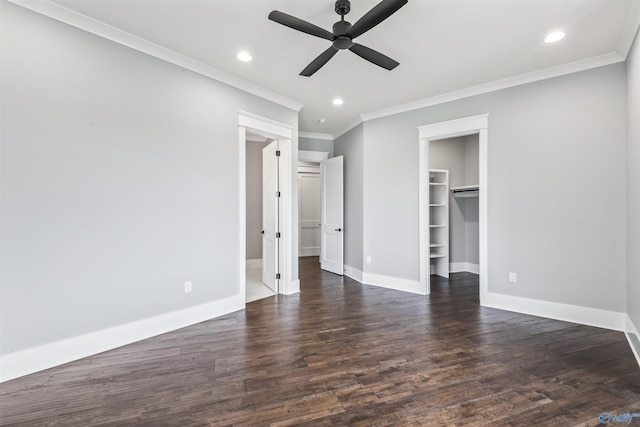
[320,156,344,275]
[262,140,279,292]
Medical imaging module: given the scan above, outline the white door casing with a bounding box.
[262,140,279,292]
[320,156,344,275]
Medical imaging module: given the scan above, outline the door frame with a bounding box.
[238,111,297,301]
[417,114,489,302]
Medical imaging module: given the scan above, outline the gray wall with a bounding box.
[464,135,480,185]
[463,135,480,264]
[299,136,334,158]
[429,135,479,266]
[334,124,364,271]
[627,31,640,333]
[0,3,298,355]
[464,199,480,265]
[363,63,627,312]
[246,141,266,260]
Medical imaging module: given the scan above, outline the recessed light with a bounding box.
[319,118,327,124]
[332,98,343,106]
[544,31,565,44]
[236,51,252,62]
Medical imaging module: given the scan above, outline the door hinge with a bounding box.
[276,273,281,280]
[276,150,281,157]
[276,191,281,197]
[276,232,281,238]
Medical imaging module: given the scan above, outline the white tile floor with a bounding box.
[246,261,276,303]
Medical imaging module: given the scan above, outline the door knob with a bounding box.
[335,228,342,232]
[260,230,265,234]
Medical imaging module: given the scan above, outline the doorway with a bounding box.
[429,135,480,276]
[298,160,322,258]
[418,114,489,302]
[238,111,296,304]
[297,150,344,277]
[244,133,279,302]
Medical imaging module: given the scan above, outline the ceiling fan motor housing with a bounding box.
[333,22,353,50]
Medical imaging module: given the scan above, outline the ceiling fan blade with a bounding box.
[347,0,408,39]
[349,43,399,70]
[300,47,339,77]
[268,11,334,40]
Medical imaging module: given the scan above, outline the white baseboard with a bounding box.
[482,291,626,331]
[449,262,480,274]
[246,258,262,269]
[625,315,640,368]
[0,294,245,383]
[344,265,363,282]
[299,247,320,257]
[362,272,426,295]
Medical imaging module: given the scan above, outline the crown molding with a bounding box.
[7,0,304,113]
[360,52,624,124]
[334,118,363,140]
[616,0,640,58]
[12,0,633,135]
[298,132,334,141]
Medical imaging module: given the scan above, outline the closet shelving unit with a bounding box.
[428,169,449,278]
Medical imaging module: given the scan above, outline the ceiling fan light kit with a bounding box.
[268,0,408,76]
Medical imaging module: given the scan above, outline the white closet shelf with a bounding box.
[428,169,449,279]
[451,184,479,198]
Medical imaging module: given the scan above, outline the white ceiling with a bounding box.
[41,0,640,137]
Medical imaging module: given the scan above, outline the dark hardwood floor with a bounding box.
[2,257,639,426]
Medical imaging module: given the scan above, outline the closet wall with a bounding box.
[299,136,334,158]
[429,134,479,273]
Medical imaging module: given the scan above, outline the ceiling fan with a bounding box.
[268,0,408,77]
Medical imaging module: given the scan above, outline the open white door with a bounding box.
[320,156,344,275]
[262,140,279,292]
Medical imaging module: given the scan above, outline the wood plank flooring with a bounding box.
[2,257,639,426]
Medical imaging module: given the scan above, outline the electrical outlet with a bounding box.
[509,272,517,283]
[184,281,193,293]
[366,256,372,264]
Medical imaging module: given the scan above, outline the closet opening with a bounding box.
[428,135,480,297]
[417,113,489,301]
